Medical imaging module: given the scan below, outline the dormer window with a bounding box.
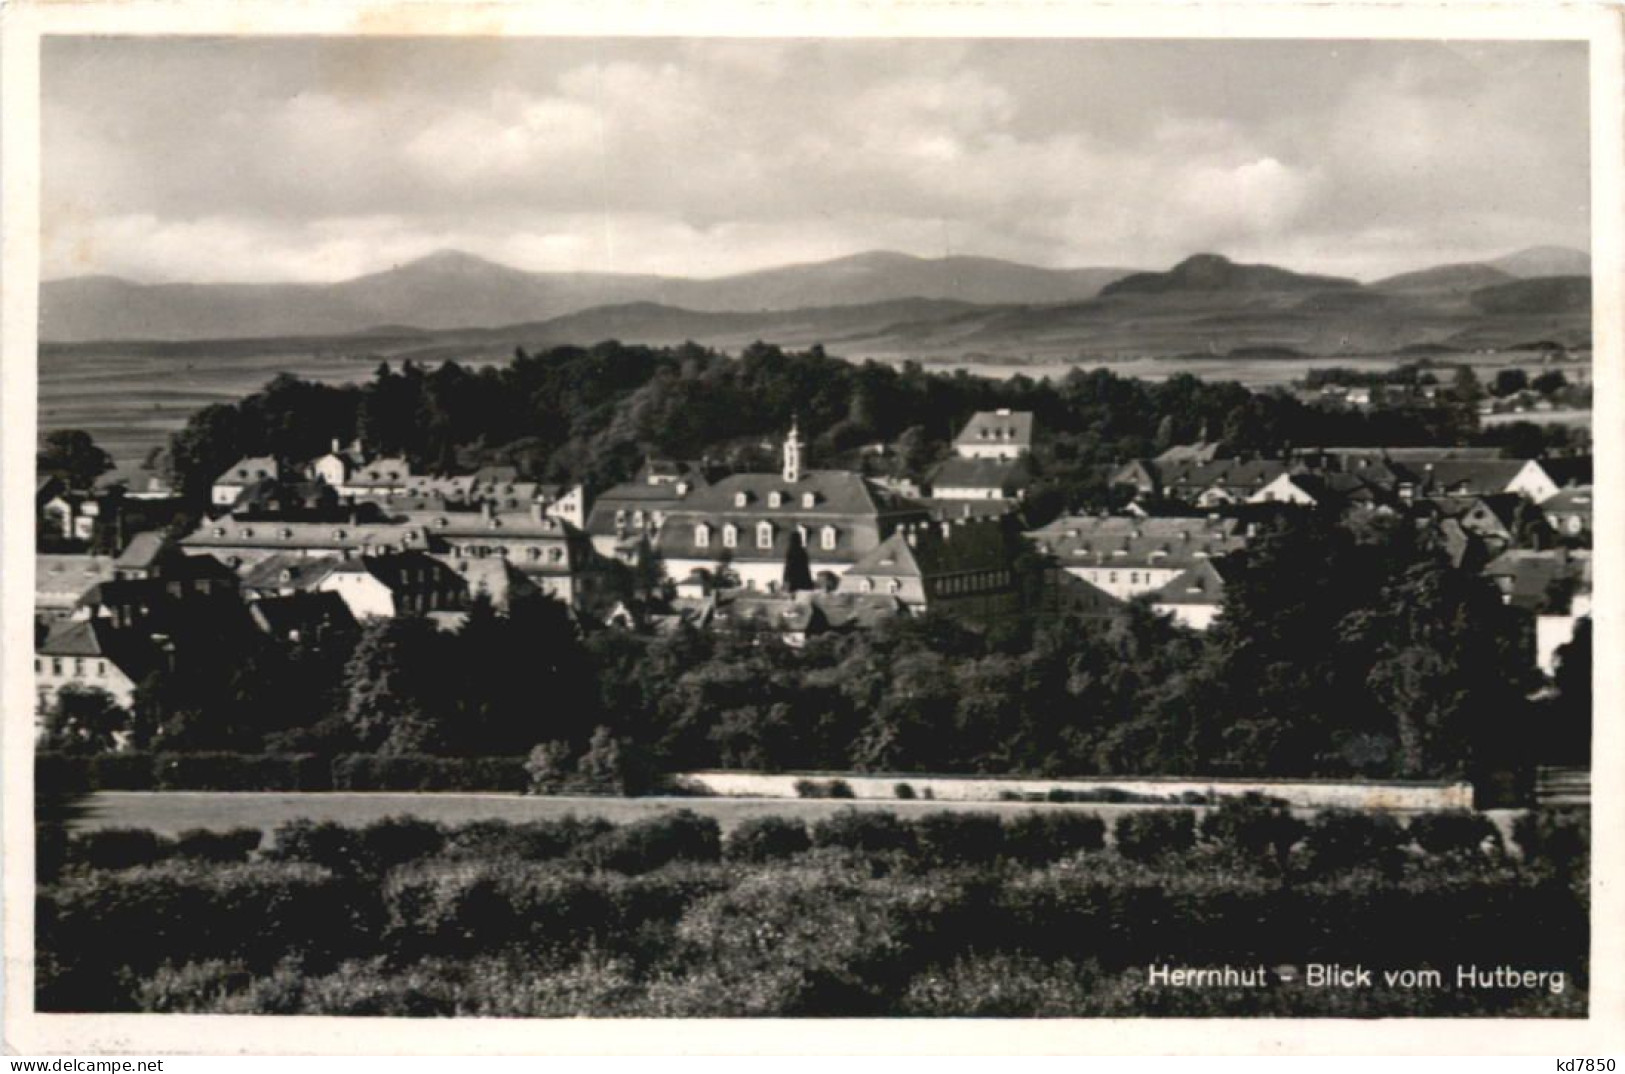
[549,547,564,563]
[632,510,645,527]
[801,492,817,509]
[212,526,226,538]
[722,524,738,548]
[756,522,774,549]
[695,523,711,548]
[615,509,627,526]
[820,526,837,551]
[279,528,293,539]
[333,529,347,540]
[734,491,749,508]
[769,492,783,508]
[888,579,902,594]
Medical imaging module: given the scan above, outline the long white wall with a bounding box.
[678,770,1474,810]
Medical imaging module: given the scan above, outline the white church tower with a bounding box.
[783,420,804,483]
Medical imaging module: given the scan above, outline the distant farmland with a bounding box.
[38,335,1589,472]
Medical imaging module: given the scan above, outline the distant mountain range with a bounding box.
[39,249,1136,344]
[39,246,1590,357]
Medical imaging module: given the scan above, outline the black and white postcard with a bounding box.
[3,0,1621,1056]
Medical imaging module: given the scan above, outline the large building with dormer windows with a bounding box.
[655,425,932,593]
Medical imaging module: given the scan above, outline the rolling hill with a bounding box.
[1489,246,1591,279]
[1101,254,1359,296]
[39,249,1138,344]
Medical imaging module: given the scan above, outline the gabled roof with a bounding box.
[1149,557,1237,607]
[241,553,346,591]
[1027,514,1246,569]
[1154,441,1225,464]
[928,456,1032,493]
[248,592,357,638]
[954,410,1033,449]
[849,520,1015,579]
[36,554,117,603]
[1542,485,1593,515]
[1482,549,1591,611]
[114,531,172,570]
[37,618,163,681]
[809,592,907,629]
[712,593,824,634]
[181,519,429,553]
[1402,459,1537,496]
[328,551,464,592]
[216,456,279,485]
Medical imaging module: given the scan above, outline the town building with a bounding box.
[211,456,280,508]
[655,425,931,593]
[1026,515,1249,601]
[837,518,1022,619]
[585,460,709,561]
[179,518,433,570]
[1148,557,1237,631]
[36,554,117,619]
[927,456,1032,502]
[953,409,1033,460]
[1542,485,1593,540]
[34,618,161,719]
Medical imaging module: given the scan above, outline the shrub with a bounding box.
[793,778,855,800]
[442,816,612,861]
[1512,809,1589,877]
[171,828,263,864]
[261,820,366,874]
[329,754,526,792]
[1112,809,1196,863]
[1199,793,1306,870]
[525,741,574,796]
[357,816,445,872]
[1408,811,1503,858]
[911,811,1005,867]
[67,828,168,871]
[89,752,156,790]
[35,752,91,796]
[810,809,914,856]
[1003,811,1107,864]
[574,810,723,874]
[893,783,916,800]
[1301,809,1407,875]
[39,861,369,1010]
[152,753,315,792]
[724,816,812,863]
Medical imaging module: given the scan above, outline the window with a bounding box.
[34,658,41,674]
[52,659,62,675]
[801,492,816,509]
[888,579,901,595]
[722,525,738,548]
[769,492,783,508]
[632,510,645,527]
[862,577,875,593]
[756,522,774,549]
[734,492,749,508]
[528,547,543,562]
[820,526,837,551]
[549,547,564,563]
[695,524,711,549]
[96,660,106,677]
[615,510,627,526]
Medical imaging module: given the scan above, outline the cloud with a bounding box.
[41,38,1589,284]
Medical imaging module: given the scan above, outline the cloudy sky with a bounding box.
[43,37,1589,284]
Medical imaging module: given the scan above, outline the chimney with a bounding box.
[481,500,495,524]
[331,437,341,454]
[532,501,546,524]
[940,521,952,540]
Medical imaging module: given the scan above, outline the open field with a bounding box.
[58,791,1527,845]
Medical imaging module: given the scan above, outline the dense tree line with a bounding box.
[159,340,1480,514]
